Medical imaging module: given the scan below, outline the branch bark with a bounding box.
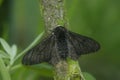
[39,0,84,80]
[40,0,66,33]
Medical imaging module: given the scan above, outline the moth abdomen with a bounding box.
[57,39,68,59]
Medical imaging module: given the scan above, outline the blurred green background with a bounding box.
[0,0,120,80]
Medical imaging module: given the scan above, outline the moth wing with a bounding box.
[67,38,79,60]
[67,31,100,55]
[22,34,55,65]
[49,41,61,65]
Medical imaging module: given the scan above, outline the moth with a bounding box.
[22,26,100,65]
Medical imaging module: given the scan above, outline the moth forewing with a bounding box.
[67,31,100,55]
[22,34,53,65]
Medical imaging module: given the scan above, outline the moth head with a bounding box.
[53,26,67,35]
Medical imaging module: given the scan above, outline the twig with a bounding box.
[40,0,67,33]
[40,0,84,80]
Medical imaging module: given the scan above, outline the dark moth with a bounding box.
[22,26,100,65]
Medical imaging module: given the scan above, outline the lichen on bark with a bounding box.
[40,0,66,33]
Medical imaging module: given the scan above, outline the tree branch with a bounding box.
[40,0,66,33]
[39,0,84,80]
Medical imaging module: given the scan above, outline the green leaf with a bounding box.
[0,50,9,58]
[11,45,17,60]
[0,38,12,55]
[15,31,44,61]
[0,57,11,80]
[83,72,96,80]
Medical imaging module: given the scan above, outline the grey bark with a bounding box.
[40,0,66,33]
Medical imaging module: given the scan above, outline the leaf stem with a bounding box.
[0,58,11,80]
[14,31,44,61]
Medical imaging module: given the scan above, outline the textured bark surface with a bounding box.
[40,0,66,33]
[40,0,69,79]
[54,61,68,80]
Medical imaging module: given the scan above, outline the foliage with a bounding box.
[0,32,46,80]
